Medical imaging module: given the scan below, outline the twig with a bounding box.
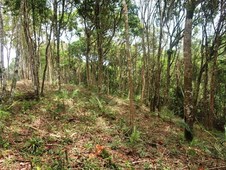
[208,165,226,170]
[131,160,146,164]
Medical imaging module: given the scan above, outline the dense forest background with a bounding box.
[0,0,226,141]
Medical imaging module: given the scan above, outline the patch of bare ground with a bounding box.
[0,82,225,169]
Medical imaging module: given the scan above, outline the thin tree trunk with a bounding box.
[123,0,135,126]
[209,44,219,129]
[0,5,6,95]
[84,24,91,86]
[141,27,147,103]
[183,2,198,142]
[41,26,52,96]
[95,0,104,91]
[22,0,39,98]
[10,21,21,101]
[165,50,172,104]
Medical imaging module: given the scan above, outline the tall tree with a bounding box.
[77,0,122,91]
[123,0,135,125]
[0,1,6,97]
[183,0,201,142]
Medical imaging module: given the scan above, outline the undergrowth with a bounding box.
[0,84,225,169]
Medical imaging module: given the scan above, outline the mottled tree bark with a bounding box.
[183,1,198,142]
[0,5,6,96]
[123,0,135,126]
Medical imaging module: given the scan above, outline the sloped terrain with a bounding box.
[0,81,225,169]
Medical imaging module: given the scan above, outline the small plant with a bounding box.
[99,149,119,170]
[21,101,37,114]
[100,148,110,159]
[0,109,10,120]
[89,96,105,112]
[71,89,79,98]
[82,159,100,170]
[23,137,44,156]
[0,109,11,141]
[144,163,152,170]
[56,90,69,99]
[110,136,122,150]
[0,136,10,148]
[124,161,134,170]
[129,126,141,146]
[51,157,66,170]
[160,107,175,122]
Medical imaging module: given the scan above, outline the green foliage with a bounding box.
[68,38,86,60]
[89,96,104,111]
[0,109,11,135]
[110,136,122,150]
[0,136,10,149]
[129,126,141,147]
[21,101,37,114]
[170,87,184,117]
[160,107,176,121]
[175,119,192,133]
[23,137,45,156]
[79,111,98,125]
[82,159,100,170]
[0,109,10,120]
[72,89,80,98]
[57,90,69,99]
[99,148,119,170]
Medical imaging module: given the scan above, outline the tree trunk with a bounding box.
[141,27,147,103]
[209,43,219,129]
[10,22,21,101]
[22,0,39,98]
[95,1,104,91]
[84,24,91,87]
[0,5,6,96]
[41,25,52,96]
[183,2,197,142]
[165,50,172,105]
[123,0,135,126]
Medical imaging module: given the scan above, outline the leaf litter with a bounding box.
[0,80,225,169]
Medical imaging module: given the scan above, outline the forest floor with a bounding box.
[0,80,226,170]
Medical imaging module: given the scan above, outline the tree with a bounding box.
[0,1,6,97]
[183,0,201,142]
[77,0,122,91]
[123,0,135,125]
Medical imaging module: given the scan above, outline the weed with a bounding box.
[82,159,100,170]
[31,157,42,168]
[0,109,11,132]
[84,142,94,152]
[23,137,45,156]
[110,136,122,150]
[143,163,152,170]
[160,107,175,122]
[98,148,119,170]
[129,126,141,147]
[21,101,37,114]
[2,156,15,169]
[60,137,73,145]
[138,147,148,158]
[124,161,134,170]
[0,136,10,149]
[100,148,110,159]
[79,111,97,125]
[102,109,117,120]
[71,89,80,98]
[51,157,66,170]
[89,96,106,113]
[56,90,69,99]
